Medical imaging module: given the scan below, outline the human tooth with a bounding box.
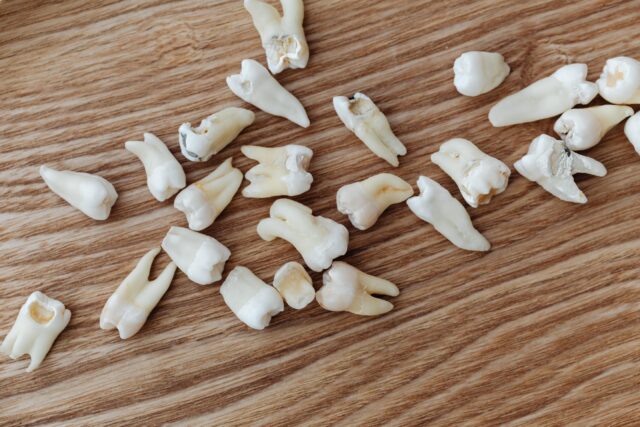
[220,266,284,330]
[174,158,243,231]
[227,59,309,128]
[40,165,118,220]
[625,112,640,155]
[336,173,413,230]
[273,261,314,309]
[431,138,510,208]
[596,57,640,104]
[316,262,399,316]
[241,144,313,198]
[514,134,607,204]
[333,93,407,167]
[244,0,308,75]
[489,63,598,127]
[453,51,510,96]
[407,176,490,251]
[161,226,231,285]
[257,199,349,272]
[178,107,255,162]
[1,291,71,372]
[553,105,634,151]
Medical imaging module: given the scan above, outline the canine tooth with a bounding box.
[336,173,413,230]
[178,107,254,162]
[453,51,510,96]
[514,134,607,204]
[625,112,640,155]
[431,138,510,208]
[100,248,176,339]
[596,57,640,104]
[174,158,243,231]
[333,93,407,166]
[489,63,598,127]
[1,291,71,372]
[227,59,309,127]
[40,165,118,220]
[241,144,313,198]
[273,261,314,309]
[257,199,349,272]
[407,176,490,251]
[161,226,230,285]
[220,266,284,330]
[554,105,634,151]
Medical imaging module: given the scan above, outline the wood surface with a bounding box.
[1,0,640,425]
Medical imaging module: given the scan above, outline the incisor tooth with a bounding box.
[554,105,634,151]
[273,261,314,309]
[596,57,640,104]
[453,51,510,96]
[625,112,640,155]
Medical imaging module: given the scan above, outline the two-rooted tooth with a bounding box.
[333,93,407,167]
[1,291,71,372]
[625,112,640,155]
[242,145,313,198]
[553,105,634,151]
[596,57,640,104]
[273,262,314,309]
[453,51,510,96]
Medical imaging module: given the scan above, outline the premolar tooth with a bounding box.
[453,51,510,96]
[596,57,640,104]
[554,105,634,151]
[625,112,640,155]
[273,261,314,309]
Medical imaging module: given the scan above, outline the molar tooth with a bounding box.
[273,261,314,309]
[625,112,640,155]
[596,57,640,104]
[554,105,634,151]
[453,51,510,96]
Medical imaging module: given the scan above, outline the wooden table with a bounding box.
[2,0,639,425]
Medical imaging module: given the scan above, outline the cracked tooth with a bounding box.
[453,51,510,96]
[625,112,640,155]
[554,105,634,151]
[273,261,314,309]
[596,57,640,104]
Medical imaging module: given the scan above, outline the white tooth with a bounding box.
[161,226,230,285]
[336,173,413,230]
[431,138,510,208]
[625,112,640,155]
[273,261,314,309]
[554,105,634,151]
[1,291,71,372]
[174,158,243,231]
[489,63,598,127]
[514,134,607,204]
[241,144,313,198]
[244,0,309,75]
[40,165,118,220]
[333,93,407,167]
[178,107,254,162]
[316,261,399,316]
[257,199,349,272]
[100,248,176,339]
[596,57,640,104]
[220,266,284,330]
[453,51,510,97]
[227,59,309,128]
[407,176,490,252]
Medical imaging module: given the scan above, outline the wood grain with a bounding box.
[1,0,640,425]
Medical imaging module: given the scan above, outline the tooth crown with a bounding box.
[625,112,640,155]
[273,261,314,309]
[596,57,640,104]
[554,105,634,151]
[453,51,510,96]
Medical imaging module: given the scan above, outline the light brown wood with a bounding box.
[1,0,640,425]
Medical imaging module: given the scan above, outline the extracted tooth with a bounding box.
[227,59,309,127]
[273,261,314,309]
[174,158,243,231]
[514,134,607,204]
[489,63,598,127]
[241,144,313,198]
[1,291,71,372]
[336,173,413,230]
[40,165,118,220]
[161,226,231,285]
[257,199,349,272]
[333,93,407,166]
[625,112,640,155]
[178,107,255,162]
[596,57,640,104]
[453,51,510,96]
[407,176,490,251]
[220,266,284,330]
[316,262,399,316]
[431,138,510,208]
[554,105,634,151]
[244,0,308,74]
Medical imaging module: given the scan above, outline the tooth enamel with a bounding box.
[489,63,598,127]
[100,248,176,339]
[1,291,71,372]
[161,226,231,285]
[596,57,640,104]
[174,158,243,231]
[220,266,284,330]
[39,165,118,220]
[273,261,314,309]
[514,134,607,204]
[453,51,510,96]
[407,176,490,251]
[316,261,399,316]
[431,138,510,208]
[333,93,407,167]
[257,199,349,272]
[336,173,413,230]
[553,105,634,151]
[244,0,309,75]
[227,59,309,128]
[625,112,640,155]
[178,107,255,162]
[241,144,313,198]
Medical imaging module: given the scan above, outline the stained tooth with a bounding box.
[453,51,510,96]
[625,112,640,155]
[273,262,314,309]
[596,57,640,104]
[489,63,598,127]
[40,165,118,220]
[227,59,309,127]
[333,92,407,166]
[554,105,634,151]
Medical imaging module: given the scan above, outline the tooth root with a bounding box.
[571,152,607,177]
[625,112,640,155]
[358,271,399,297]
[350,294,394,316]
[453,51,510,97]
[273,262,314,309]
[596,57,640,104]
[554,105,634,151]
